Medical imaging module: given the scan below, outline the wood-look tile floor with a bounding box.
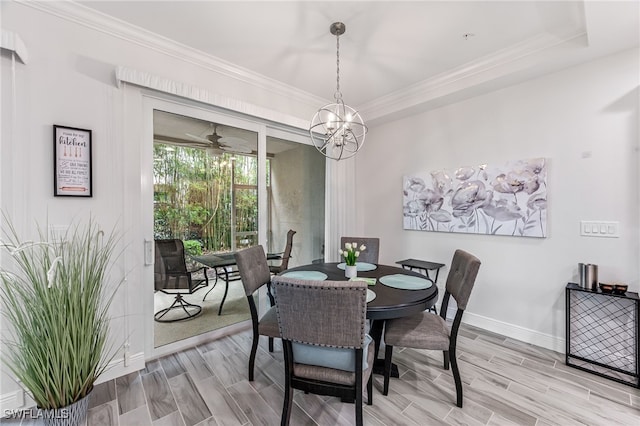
[4,324,640,425]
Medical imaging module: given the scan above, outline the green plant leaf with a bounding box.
[0,214,123,409]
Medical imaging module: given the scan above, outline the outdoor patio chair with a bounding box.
[269,229,297,274]
[154,239,209,322]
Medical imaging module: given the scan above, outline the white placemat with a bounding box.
[379,274,432,290]
[366,289,376,303]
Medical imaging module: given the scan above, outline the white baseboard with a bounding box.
[96,351,146,384]
[462,311,565,353]
[0,389,24,414]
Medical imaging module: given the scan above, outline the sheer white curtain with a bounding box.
[325,157,357,262]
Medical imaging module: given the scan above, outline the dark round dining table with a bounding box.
[278,262,439,377]
[279,262,439,320]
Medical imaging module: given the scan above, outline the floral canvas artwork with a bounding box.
[403,157,547,238]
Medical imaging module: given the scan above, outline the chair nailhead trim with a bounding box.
[273,280,367,345]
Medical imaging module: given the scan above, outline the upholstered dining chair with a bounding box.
[234,245,280,381]
[272,276,374,426]
[382,249,481,407]
[269,229,297,274]
[340,236,380,264]
[154,239,209,322]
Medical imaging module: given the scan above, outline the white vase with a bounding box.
[345,265,357,279]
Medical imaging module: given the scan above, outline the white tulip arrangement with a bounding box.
[339,242,367,266]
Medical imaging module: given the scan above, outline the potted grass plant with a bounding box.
[0,216,121,425]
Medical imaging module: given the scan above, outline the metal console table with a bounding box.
[565,283,639,388]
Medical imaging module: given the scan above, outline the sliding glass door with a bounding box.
[149,106,325,352]
[266,135,325,267]
[152,110,260,348]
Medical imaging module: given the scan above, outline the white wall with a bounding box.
[2,0,637,408]
[356,48,639,351]
[0,2,319,407]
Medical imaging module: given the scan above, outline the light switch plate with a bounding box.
[580,221,619,238]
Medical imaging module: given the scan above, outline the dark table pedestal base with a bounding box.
[369,319,400,378]
[372,359,399,377]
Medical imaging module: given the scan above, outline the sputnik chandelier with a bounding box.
[309,22,367,161]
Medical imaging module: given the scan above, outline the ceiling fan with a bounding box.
[185,124,252,154]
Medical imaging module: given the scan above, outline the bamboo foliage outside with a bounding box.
[153,144,259,252]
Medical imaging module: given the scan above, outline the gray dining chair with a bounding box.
[340,236,380,264]
[272,276,374,426]
[382,249,481,407]
[234,245,280,381]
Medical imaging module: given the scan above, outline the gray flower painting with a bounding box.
[403,158,547,238]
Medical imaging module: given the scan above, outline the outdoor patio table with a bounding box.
[191,251,281,315]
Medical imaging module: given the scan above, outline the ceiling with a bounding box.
[71,1,638,149]
[76,0,639,111]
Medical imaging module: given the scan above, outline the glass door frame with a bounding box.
[231,155,261,251]
[143,95,265,358]
[142,94,317,359]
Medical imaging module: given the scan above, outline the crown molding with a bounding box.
[18,0,328,108]
[360,29,587,123]
[1,29,29,64]
[18,0,589,124]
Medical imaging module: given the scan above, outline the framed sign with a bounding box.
[53,125,92,197]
